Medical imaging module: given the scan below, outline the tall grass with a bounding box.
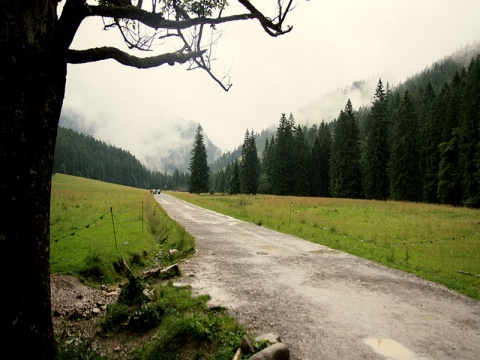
[50,174,194,283]
[170,192,480,300]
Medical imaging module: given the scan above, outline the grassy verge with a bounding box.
[51,174,194,283]
[169,192,480,300]
[51,174,246,359]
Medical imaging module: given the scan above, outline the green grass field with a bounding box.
[51,174,248,359]
[50,174,195,283]
[169,192,480,300]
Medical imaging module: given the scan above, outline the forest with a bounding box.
[210,54,480,207]
[53,127,189,190]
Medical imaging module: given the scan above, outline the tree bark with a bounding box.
[0,1,66,358]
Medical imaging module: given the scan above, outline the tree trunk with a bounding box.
[0,2,66,358]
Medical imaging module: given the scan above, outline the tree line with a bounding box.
[209,55,480,207]
[53,127,189,190]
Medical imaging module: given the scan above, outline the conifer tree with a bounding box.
[261,137,270,174]
[362,79,390,200]
[310,121,331,197]
[212,169,227,193]
[388,91,421,201]
[329,99,362,198]
[419,82,441,203]
[306,124,319,148]
[228,159,241,195]
[172,169,181,189]
[240,129,261,194]
[293,125,310,196]
[436,73,463,205]
[438,129,462,205]
[458,56,480,207]
[259,137,274,194]
[271,113,295,195]
[189,124,210,194]
[266,136,276,181]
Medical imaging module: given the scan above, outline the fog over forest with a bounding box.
[61,42,480,173]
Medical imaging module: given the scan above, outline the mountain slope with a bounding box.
[59,109,222,174]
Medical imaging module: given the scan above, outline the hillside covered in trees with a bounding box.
[210,52,480,207]
[53,127,189,190]
[59,109,222,174]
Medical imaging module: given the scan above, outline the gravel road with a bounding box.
[156,193,480,360]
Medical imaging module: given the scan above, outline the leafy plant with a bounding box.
[100,303,130,334]
[57,333,108,360]
[128,303,163,331]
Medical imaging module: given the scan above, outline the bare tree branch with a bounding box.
[237,0,293,36]
[88,5,254,30]
[62,0,295,91]
[67,47,206,68]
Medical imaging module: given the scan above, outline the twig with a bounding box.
[457,270,480,278]
[232,348,241,360]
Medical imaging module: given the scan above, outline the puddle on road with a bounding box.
[363,338,427,360]
[256,251,268,255]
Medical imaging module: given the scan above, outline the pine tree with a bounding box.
[310,121,331,197]
[329,99,362,198]
[228,159,241,195]
[261,137,270,174]
[172,168,180,189]
[419,81,441,203]
[436,73,463,205]
[259,137,274,194]
[271,113,295,195]
[459,56,480,207]
[388,91,422,201]
[240,129,261,194]
[306,124,319,148]
[265,136,276,182]
[293,125,310,196]
[362,79,390,200]
[437,129,462,205]
[189,124,210,194]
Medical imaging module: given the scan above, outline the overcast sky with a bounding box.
[64,0,480,155]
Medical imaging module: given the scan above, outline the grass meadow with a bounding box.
[169,192,480,300]
[50,173,195,283]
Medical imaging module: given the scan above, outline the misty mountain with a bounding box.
[54,127,160,188]
[297,41,480,127]
[59,42,480,177]
[210,42,480,175]
[59,109,222,174]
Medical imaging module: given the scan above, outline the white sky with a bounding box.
[64,0,480,155]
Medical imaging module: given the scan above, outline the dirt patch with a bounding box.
[51,274,151,359]
[51,274,115,339]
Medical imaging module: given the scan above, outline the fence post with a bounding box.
[110,207,118,251]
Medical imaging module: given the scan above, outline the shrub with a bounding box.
[57,334,107,360]
[128,303,163,332]
[100,303,130,334]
